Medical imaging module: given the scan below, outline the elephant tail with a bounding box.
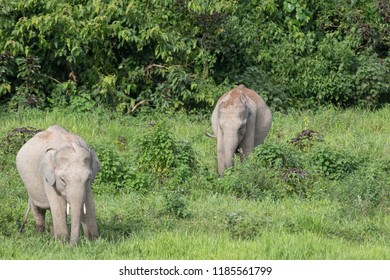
[19,199,31,233]
[205,131,216,139]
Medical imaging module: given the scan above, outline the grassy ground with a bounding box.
[0,106,389,259]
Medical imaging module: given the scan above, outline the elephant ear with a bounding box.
[39,149,57,186]
[239,93,248,107]
[239,93,250,117]
[217,101,225,116]
[90,149,101,181]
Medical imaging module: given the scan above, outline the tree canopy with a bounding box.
[0,0,389,112]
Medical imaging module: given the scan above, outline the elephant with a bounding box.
[16,125,100,245]
[210,84,272,177]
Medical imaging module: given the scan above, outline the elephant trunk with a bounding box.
[224,144,236,171]
[68,188,86,246]
[217,132,238,177]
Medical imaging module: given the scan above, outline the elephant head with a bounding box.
[39,143,100,245]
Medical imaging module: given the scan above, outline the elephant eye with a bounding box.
[59,177,66,185]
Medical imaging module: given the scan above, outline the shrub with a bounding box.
[162,190,191,219]
[137,122,197,182]
[93,144,151,194]
[225,210,262,240]
[220,141,315,199]
[250,141,301,170]
[310,145,359,180]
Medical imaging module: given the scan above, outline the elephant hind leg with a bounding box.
[31,202,47,233]
[19,199,31,233]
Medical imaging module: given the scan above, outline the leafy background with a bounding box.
[0,0,389,113]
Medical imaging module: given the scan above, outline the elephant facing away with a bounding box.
[16,125,100,245]
[211,84,272,177]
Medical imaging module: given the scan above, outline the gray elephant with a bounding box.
[210,84,272,177]
[16,125,100,245]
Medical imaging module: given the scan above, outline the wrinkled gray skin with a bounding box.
[211,84,272,177]
[16,125,100,245]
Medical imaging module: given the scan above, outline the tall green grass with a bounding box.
[0,106,389,259]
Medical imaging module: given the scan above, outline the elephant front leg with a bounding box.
[50,197,69,241]
[217,144,227,177]
[81,188,99,240]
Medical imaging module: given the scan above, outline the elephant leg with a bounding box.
[217,128,228,177]
[239,131,255,162]
[81,188,98,240]
[254,108,272,146]
[50,197,69,240]
[238,112,256,161]
[31,203,46,233]
[217,148,227,176]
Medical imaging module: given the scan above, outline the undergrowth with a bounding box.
[0,107,389,259]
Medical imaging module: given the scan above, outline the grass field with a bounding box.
[0,106,389,259]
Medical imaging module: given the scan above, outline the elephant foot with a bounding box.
[55,235,69,244]
[35,224,46,233]
[70,237,80,246]
[85,231,99,241]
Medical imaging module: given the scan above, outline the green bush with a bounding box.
[137,122,197,182]
[225,210,262,240]
[93,144,152,194]
[213,0,389,110]
[219,129,363,199]
[0,0,228,112]
[162,190,191,219]
[251,141,301,170]
[219,141,314,199]
[310,145,359,180]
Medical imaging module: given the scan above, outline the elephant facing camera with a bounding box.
[210,84,272,177]
[16,125,100,245]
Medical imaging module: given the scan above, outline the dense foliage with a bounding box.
[0,0,389,112]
